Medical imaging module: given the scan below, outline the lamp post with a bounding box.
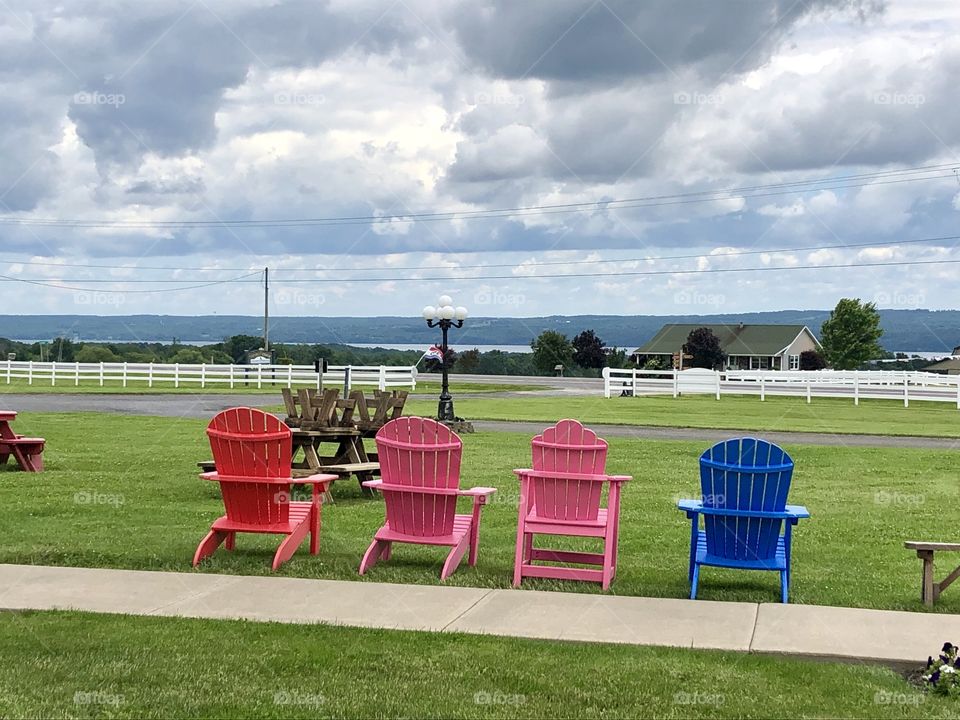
[422,295,468,423]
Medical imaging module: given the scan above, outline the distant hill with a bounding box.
[0,310,958,352]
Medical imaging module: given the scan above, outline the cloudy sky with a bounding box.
[1,0,959,319]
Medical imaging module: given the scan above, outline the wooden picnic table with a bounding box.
[0,410,45,472]
[290,426,379,493]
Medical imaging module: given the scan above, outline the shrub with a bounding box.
[924,642,960,697]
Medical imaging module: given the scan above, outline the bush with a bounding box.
[799,350,828,370]
[924,642,960,697]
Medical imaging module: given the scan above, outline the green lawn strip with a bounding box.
[0,378,538,394]
[2,412,957,613]
[0,610,949,720]
[404,393,960,438]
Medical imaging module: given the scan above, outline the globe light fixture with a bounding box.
[422,295,468,424]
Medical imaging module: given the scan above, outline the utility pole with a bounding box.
[263,267,269,352]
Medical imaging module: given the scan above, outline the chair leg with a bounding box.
[193,530,228,566]
[781,570,789,604]
[225,532,236,551]
[513,526,527,587]
[690,564,700,599]
[272,522,310,571]
[359,538,388,575]
[381,542,392,561]
[601,524,617,591]
[441,535,470,580]
[309,503,321,555]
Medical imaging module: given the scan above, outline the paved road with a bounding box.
[3,393,956,449]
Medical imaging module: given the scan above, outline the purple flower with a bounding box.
[927,656,935,668]
[930,670,941,684]
[942,642,955,654]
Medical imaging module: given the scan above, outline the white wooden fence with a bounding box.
[602,367,960,408]
[2,360,417,391]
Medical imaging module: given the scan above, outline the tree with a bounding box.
[221,334,263,363]
[75,345,119,363]
[457,348,481,373]
[572,329,606,369]
[50,337,76,362]
[605,347,631,369]
[820,298,884,370]
[799,349,827,370]
[530,330,574,374]
[170,348,207,364]
[683,327,726,369]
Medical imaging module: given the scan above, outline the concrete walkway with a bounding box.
[2,564,956,668]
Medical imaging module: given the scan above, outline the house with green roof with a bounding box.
[633,323,821,371]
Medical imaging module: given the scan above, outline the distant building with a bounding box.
[925,355,960,375]
[633,323,821,371]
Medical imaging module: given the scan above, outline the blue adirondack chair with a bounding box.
[677,438,810,603]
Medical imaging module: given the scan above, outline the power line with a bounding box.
[0,271,262,294]
[0,163,954,229]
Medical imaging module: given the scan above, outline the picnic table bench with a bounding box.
[905,541,960,606]
[0,411,45,472]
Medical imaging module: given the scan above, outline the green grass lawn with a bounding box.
[0,610,952,720]
[2,411,957,613]
[406,393,960,437]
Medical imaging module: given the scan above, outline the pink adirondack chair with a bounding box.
[193,407,337,571]
[513,419,630,590]
[359,417,496,580]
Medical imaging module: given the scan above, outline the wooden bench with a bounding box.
[905,541,960,606]
[0,437,45,472]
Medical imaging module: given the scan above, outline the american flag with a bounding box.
[422,345,444,362]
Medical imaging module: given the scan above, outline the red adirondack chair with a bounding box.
[513,419,630,590]
[0,411,45,472]
[359,417,496,580]
[193,407,336,571]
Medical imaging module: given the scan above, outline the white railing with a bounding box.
[602,367,960,408]
[2,360,417,391]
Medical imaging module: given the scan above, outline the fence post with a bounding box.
[5,359,10,384]
[201,364,206,389]
[75,361,80,386]
[854,372,859,406]
[122,362,128,387]
[806,379,811,404]
[956,378,960,410]
[148,362,154,388]
[175,364,180,388]
[672,369,678,398]
[99,362,104,386]
[229,364,234,389]
[28,360,33,385]
[630,368,637,397]
[379,366,386,391]
[715,370,721,400]
[903,375,909,408]
[51,361,56,387]
[602,368,611,398]
[257,364,263,389]
[760,373,765,401]
[287,365,293,389]
[344,366,352,394]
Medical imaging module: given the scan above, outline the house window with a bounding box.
[749,356,770,370]
[789,354,800,370]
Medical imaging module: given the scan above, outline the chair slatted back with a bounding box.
[206,407,292,526]
[375,417,462,537]
[699,438,794,562]
[530,419,608,521]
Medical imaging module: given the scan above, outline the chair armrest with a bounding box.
[361,481,460,496]
[513,469,625,483]
[301,473,337,487]
[459,487,497,502]
[677,499,809,520]
[361,479,382,490]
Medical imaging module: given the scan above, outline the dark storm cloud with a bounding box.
[447,0,878,83]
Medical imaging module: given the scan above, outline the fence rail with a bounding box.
[602,367,960,408]
[2,361,417,391]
